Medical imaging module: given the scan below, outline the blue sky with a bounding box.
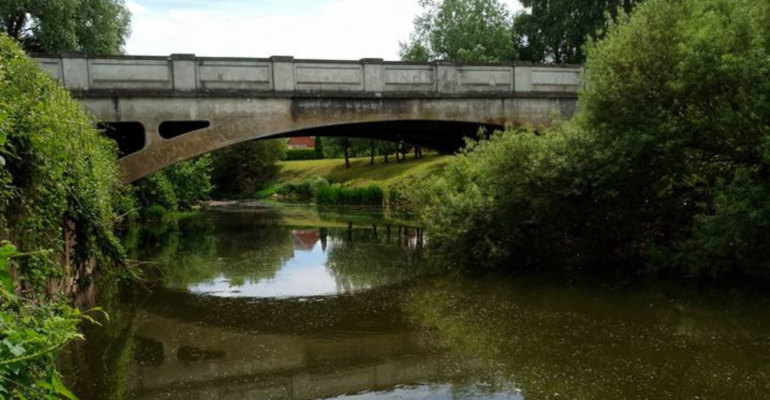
[125,0,523,60]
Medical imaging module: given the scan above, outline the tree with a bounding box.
[368,139,377,165]
[0,0,131,54]
[314,136,325,159]
[324,137,353,169]
[578,0,770,274]
[400,0,516,63]
[378,141,400,163]
[513,0,640,64]
[416,0,770,277]
[210,139,287,196]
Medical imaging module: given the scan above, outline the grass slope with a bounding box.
[276,154,452,190]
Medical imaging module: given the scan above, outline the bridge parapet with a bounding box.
[33,54,582,97]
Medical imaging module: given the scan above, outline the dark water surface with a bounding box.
[60,204,770,400]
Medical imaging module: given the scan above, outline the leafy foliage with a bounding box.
[0,33,123,284]
[131,156,213,216]
[0,35,124,399]
[513,0,640,64]
[276,177,384,206]
[210,140,287,196]
[418,0,770,277]
[315,185,384,206]
[0,0,131,54]
[0,242,102,400]
[285,148,320,161]
[400,0,516,63]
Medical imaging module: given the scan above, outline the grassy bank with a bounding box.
[278,153,450,187]
[264,154,452,207]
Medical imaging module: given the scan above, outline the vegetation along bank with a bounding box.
[415,0,770,279]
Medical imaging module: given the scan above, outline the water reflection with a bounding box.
[125,207,428,298]
[60,205,770,400]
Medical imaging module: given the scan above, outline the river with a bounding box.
[59,204,770,400]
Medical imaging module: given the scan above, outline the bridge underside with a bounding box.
[82,95,577,183]
[268,120,504,152]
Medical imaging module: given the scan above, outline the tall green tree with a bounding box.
[416,0,770,277]
[0,0,131,54]
[400,0,516,63]
[210,139,287,196]
[324,137,353,168]
[513,0,640,64]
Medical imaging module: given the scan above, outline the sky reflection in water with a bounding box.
[188,238,349,298]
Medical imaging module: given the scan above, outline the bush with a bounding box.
[211,139,287,196]
[417,0,770,277]
[285,148,319,161]
[315,185,384,206]
[0,35,122,399]
[134,171,179,212]
[164,155,213,209]
[277,177,330,201]
[131,156,213,217]
[0,34,123,279]
[0,283,91,400]
[275,177,383,206]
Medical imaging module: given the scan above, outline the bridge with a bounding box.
[34,54,582,183]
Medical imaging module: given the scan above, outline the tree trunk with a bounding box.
[370,143,375,165]
[344,141,351,169]
[7,14,26,39]
[384,153,389,163]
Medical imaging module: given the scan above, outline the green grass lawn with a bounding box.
[276,153,452,190]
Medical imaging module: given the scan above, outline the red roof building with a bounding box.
[287,136,316,149]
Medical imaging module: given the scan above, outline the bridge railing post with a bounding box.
[514,62,533,93]
[271,56,295,92]
[434,60,457,94]
[171,54,197,91]
[61,53,89,90]
[361,58,385,93]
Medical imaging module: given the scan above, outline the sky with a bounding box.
[125,0,524,60]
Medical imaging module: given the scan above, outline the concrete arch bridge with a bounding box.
[34,54,582,183]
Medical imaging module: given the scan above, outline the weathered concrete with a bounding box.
[33,54,582,183]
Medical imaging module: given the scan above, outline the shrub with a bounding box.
[285,148,319,161]
[163,155,213,209]
[277,177,330,201]
[417,0,770,277]
[134,171,179,213]
[130,155,212,217]
[0,243,98,400]
[315,185,384,206]
[0,35,121,399]
[211,139,287,196]
[0,33,123,280]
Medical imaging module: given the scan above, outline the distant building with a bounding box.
[287,137,315,149]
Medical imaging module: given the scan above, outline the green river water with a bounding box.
[59,203,770,400]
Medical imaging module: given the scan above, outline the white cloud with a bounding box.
[126,0,524,60]
[126,0,148,15]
